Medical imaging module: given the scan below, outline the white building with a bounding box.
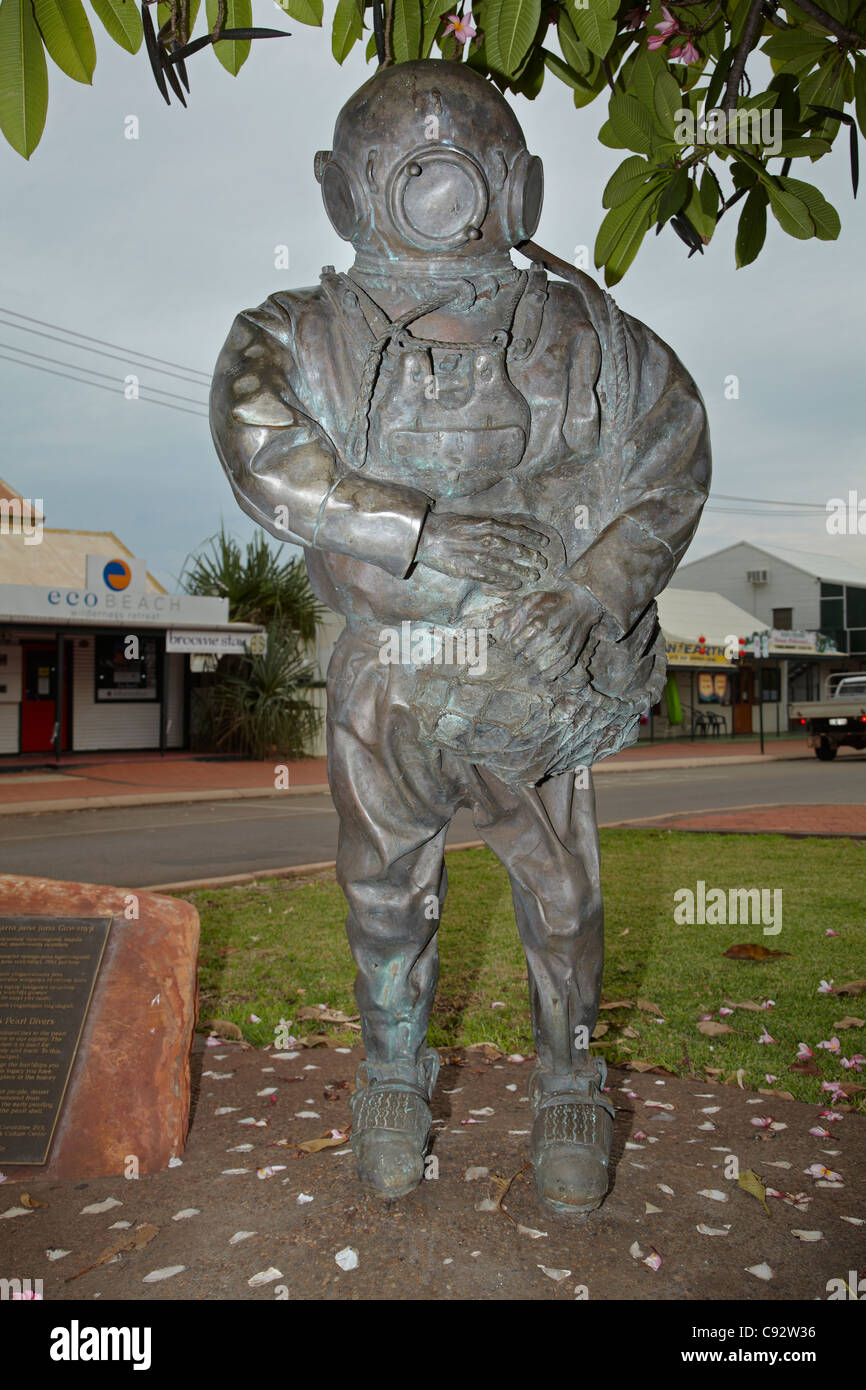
[669,541,865,704]
[0,480,263,757]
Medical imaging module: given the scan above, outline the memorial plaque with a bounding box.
[0,916,112,1165]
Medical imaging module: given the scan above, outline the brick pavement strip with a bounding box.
[2,1041,862,1302]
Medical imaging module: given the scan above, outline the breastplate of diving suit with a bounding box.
[322,265,666,787]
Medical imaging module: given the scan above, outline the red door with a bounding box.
[21,644,72,753]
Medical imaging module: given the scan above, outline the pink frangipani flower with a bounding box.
[817,1037,841,1053]
[841,1054,864,1071]
[443,12,477,43]
[758,1028,776,1045]
[796,1042,814,1059]
[818,979,834,994]
[654,6,679,36]
[677,39,700,64]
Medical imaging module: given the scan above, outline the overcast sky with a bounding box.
[1,4,863,593]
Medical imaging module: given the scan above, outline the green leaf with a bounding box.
[800,58,847,140]
[604,207,651,285]
[88,0,142,52]
[626,42,663,110]
[763,31,827,78]
[544,49,589,93]
[33,0,95,82]
[684,175,715,240]
[421,0,451,57]
[205,0,251,73]
[767,181,814,238]
[735,184,767,266]
[569,0,616,59]
[280,0,323,24]
[391,0,421,60]
[602,153,651,208]
[777,135,831,156]
[331,0,362,63]
[595,183,654,264]
[570,62,606,107]
[0,0,48,158]
[653,68,682,137]
[607,92,656,155]
[655,165,689,228]
[557,8,591,76]
[486,0,540,76]
[778,175,840,238]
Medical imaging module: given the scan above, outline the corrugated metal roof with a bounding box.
[657,587,767,645]
[0,529,165,593]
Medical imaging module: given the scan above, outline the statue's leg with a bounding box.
[468,766,615,1215]
[326,631,456,1198]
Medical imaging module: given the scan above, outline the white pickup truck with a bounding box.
[789,675,866,759]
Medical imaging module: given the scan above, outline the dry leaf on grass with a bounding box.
[599,999,635,1011]
[591,1022,609,1039]
[828,981,866,997]
[833,1017,866,1030]
[637,999,663,1016]
[295,1006,360,1028]
[18,1193,47,1210]
[738,1168,771,1217]
[201,1019,243,1040]
[723,944,791,961]
[789,1057,822,1076]
[464,1042,504,1061]
[698,1021,736,1037]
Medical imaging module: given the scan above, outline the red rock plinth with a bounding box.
[0,875,199,1180]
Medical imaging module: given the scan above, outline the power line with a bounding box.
[0,317,211,390]
[0,306,211,383]
[711,492,828,508]
[0,341,211,410]
[0,351,209,420]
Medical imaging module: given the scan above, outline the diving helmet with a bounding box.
[314,60,543,269]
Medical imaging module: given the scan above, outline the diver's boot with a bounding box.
[350,1049,440,1200]
[529,1059,616,1217]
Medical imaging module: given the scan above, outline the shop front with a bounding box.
[0,560,263,759]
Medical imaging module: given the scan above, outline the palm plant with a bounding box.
[180,527,324,644]
[181,527,326,759]
[209,623,322,761]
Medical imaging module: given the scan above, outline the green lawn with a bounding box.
[186,830,865,1104]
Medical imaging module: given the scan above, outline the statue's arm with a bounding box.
[565,318,711,636]
[210,305,433,579]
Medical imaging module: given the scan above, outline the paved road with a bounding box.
[0,757,862,888]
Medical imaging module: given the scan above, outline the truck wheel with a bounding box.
[815,739,837,761]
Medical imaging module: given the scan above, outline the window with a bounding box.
[849,630,866,656]
[821,583,843,598]
[760,667,781,703]
[772,608,793,629]
[846,586,866,629]
[95,634,159,702]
